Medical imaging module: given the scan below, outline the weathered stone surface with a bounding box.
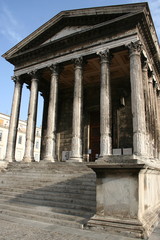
[86,160,160,238]
[23,72,39,162]
[69,57,83,162]
[5,77,23,162]
[43,65,59,162]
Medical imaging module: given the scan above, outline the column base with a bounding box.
[0,160,8,168]
[85,215,145,239]
[5,157,16,163]
[42,156,56,162]
[68,157,83,162]
[22,156,35,163]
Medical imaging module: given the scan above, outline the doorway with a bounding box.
[89,111,100,161]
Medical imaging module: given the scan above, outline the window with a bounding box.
[35,141,39,149]
[0,131,2,141]
[18,135,22,144]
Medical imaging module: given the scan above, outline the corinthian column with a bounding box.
[23,71,39,162]
[142,60,150,157]
[128,41,146,156]
[43,65,59,162]
[69,57,83,162]
[5,76,23,162]
[98,49,112,157]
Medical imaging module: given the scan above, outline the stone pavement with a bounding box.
[0,214,159,240]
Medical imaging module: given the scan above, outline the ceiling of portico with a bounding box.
[40,49,130,91]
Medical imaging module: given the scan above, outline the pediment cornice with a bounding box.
[2,3,149,60]
[4,12,143,64]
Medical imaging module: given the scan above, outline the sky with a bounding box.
[0,0,160,127]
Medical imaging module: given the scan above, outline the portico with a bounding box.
[4,42,160,163]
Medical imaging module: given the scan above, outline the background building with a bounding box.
[0,113,41,161]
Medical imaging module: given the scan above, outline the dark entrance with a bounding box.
[89,111,100,161]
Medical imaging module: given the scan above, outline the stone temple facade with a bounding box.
[2,2,160,238]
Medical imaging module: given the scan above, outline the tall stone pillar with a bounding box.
[142,60,150,157]
[43,65,59,162]
[69,57,83,162]
[148,72,155,158]
[5,76,23,162]
[98,49,112,157]
[157,90,160,159]
[128,41,146,156]
[23,71,39,162]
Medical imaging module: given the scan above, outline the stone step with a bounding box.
[0,174,96,186]
[0,177,96,190]
[0,161,96,229]
[0,187,96,201]
[0,198,94,218]
[0,193,96,212]
[6,162,92,172]
[3,171,95,179]
[0,207,83,229]
[0,189,96,206]
[0,183,95,195]
[0,202,90,222]
[5,166,94,173]
[0,182,96,193]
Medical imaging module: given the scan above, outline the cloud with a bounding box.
[0,3,22,43]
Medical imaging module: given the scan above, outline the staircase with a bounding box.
[0,161,96,228]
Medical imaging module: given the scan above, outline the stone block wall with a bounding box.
[57,90,73,161]
[57,83,133,161]
[112,85,133,150]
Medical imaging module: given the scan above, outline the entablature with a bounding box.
[14,33,138,76]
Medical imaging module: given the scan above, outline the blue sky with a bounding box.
[0,0,160,126]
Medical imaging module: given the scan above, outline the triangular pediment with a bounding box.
[3,2,151,61]
[41,26,91,45]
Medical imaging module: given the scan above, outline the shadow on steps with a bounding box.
[0,162,96,228]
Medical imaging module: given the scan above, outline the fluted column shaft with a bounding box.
[23,71,39,162]
[43,65,58,162]
[157,91,160,159]
[142,60,151,157]
[128,41,146,156]
[5,76,23,162]
[70,57,83,162]
[99,50,112,157]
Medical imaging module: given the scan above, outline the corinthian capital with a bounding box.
[50,64,59,76]
[128,41,142,55]
[73,57,83,68]
[97,49,112,64]
[12,75,23,85]
[28,70,39,81]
